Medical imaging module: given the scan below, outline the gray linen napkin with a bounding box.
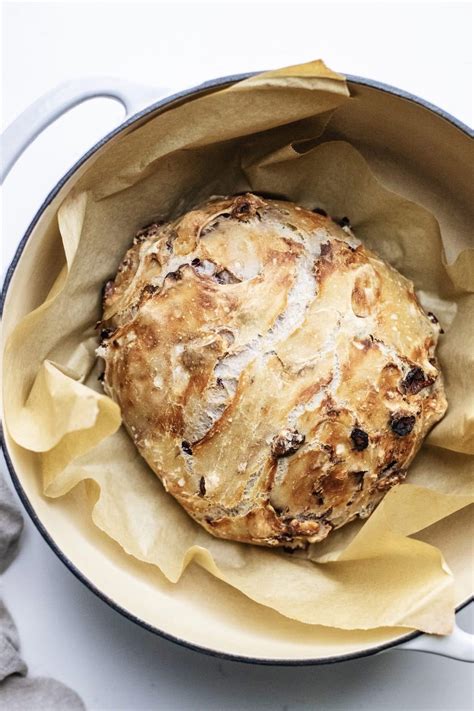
[0,468,85,710]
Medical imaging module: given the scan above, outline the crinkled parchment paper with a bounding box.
[3,61,473,634]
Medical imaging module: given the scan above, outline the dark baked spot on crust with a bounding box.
[428,311,444,333]
[199,476,206,497]
[350,427,369,451]
[320,506,333,521]
[271,429,305,458]
[336,216,351,228]
[134,221,163,244]
[321,443,336,463]
[141,284,159,297]
[320,241,331,257]
[271,503,286,516]
[194,259,216,277]
[312,487,325,506]
[400,367,434,395]
[181,440,193,455]
[360,338,374,351]
[215,269,241,285]
[230,194,262,222]
[380,459,398,475]
[117,256,133,274]
[325,401,341,418]
[312,207,327,217]
[193,260,243,286]
[232,201,251,219]
[100,328,116,342]
[165,269,183,282]
[351,471,366,489]
[390,414,416,436]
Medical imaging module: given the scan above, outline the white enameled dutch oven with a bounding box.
[1,73,473,665]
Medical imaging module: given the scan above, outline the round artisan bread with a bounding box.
[98,193,447,548]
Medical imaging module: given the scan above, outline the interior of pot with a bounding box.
[2,79,473,662]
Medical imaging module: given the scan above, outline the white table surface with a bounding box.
[2,2,473,709]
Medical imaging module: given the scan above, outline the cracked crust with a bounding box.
[97,193,447,548]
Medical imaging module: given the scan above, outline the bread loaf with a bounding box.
[98,193,447,547]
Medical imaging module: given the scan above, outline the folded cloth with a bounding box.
[0,467,85,710]
[0,675,85,711]
[0,473,23,575]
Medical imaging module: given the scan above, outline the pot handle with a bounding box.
[0,77,170,183]
[397,610,474,662]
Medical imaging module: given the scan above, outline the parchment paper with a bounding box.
[3,61,473,635]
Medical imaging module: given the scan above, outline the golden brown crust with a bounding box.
[98,193,447,548]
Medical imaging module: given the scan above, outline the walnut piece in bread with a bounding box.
[97,193,447,548]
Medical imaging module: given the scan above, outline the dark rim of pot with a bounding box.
[1,72,472,667]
